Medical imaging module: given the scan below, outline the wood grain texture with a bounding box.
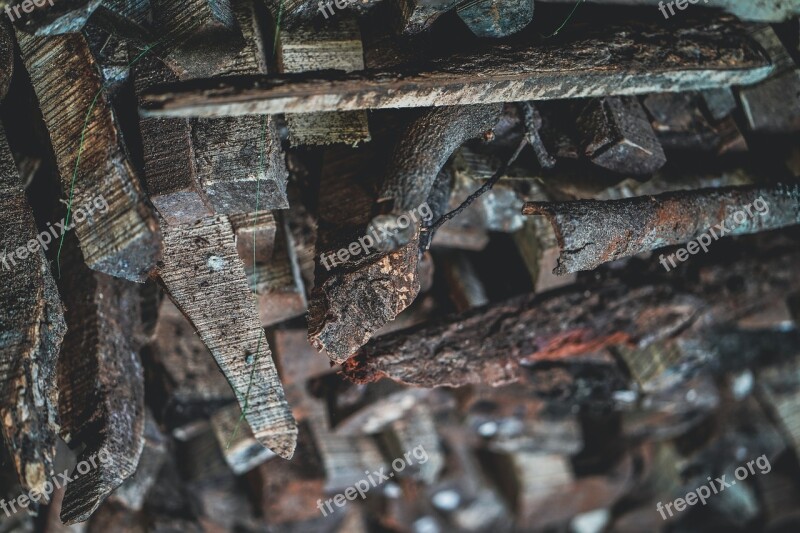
[156,215,298,459]
[18,31,162,282]
[141,18,774,117]
[0,128,66,496]
[56,245,146,524]
[279,16,371,146]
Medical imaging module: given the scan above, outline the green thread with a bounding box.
[227,114,270,449]
[55,37,167,276]
[541,0,585,39]
[227,0,284,448]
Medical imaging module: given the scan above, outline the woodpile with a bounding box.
[0,0,799,530]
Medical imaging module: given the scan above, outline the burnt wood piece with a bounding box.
[0,23,12,98]
[343,244,800,388]
[18,31,162,282]
[456,0,534,38]
[575,96,666,176]
[279,16,371,146]
[11,0,103,36]
[522,183,800,275]
[372,104,502,250]
[156,215,297,459]
[140,18,774,116]
[0,128,66,495]
[57,243,146,524]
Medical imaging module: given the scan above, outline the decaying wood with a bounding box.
[523,183,800,275]
[738,26,800,133]
[156,215,298,459]
[343,283,700,387]
[279,16,371,146]
[18,31,162,282]
[146,297,236,431]
[543,0,800,22]
[343,244,800,388]
[140,18,774,117]
[307,145,423,363]
[56,242,146,524]
[0,128,66,495]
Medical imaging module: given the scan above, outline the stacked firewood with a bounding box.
[0,0,799,530]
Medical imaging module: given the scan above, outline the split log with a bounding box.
[140,18,774,117]
[0,127,66,495]
[156,215,298,459]
[522,183,800,275]
[17,31,162,282]
[56,242,146,524]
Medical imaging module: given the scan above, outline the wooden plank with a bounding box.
[18,31,162,282]
[156,215,298,459]
[140,18,774,117]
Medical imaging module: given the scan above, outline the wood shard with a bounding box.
[18,31,162,282]
[57,250,146,524]
[156,215,298,459]
[140,19,773,117]
[523,183,800,275]
[0,129,66,495]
